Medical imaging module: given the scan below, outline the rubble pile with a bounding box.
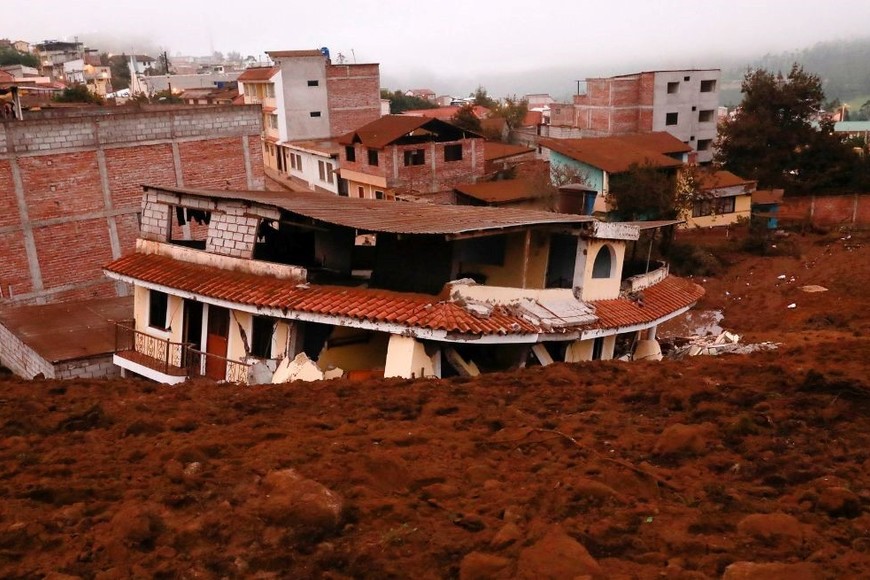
[664,330,778,359]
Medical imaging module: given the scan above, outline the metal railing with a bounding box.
[113,321,252,383]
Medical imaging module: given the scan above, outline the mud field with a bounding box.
[1,230,868,579]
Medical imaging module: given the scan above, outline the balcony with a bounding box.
[113,321,252,384]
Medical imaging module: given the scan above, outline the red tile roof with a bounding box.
[237,67,279,82]
[104,253,704,337]
[103,253,538,336]
[591,276,705,329]
[542,132,688,174]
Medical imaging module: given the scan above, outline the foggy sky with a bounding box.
[5,0,870,98]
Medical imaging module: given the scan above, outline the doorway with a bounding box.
[205,305,230,380]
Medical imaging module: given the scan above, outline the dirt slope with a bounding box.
[0,230,868,580]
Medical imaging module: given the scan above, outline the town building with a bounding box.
[62,59,112,96]
[337,115,485,200]
[553,69,721,163]
[405,88,436,102]
[543,132,691,214]
[102,184,704,384]
[686,170,755,228]
[237,49,381,179]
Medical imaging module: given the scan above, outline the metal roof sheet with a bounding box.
[145,185,595,235]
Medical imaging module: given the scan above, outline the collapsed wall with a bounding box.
[0,105,265,305]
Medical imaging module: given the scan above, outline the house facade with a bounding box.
[555,69,720,163]
[102,185,704,384]
[337,115,485,199]
[239,49,381,177]
[543,132,691,214]
[685,170,755,228]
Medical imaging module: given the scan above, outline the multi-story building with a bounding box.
[337,115,485,200]
[555,69,721,163]
[238,49,381,179]
[102,184,704,384]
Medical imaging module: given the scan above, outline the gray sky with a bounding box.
[5,0,870,97]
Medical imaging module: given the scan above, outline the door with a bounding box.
[182,299,203,370]
[205,306,230,380]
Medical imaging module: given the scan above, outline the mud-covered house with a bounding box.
[102,185,704,384]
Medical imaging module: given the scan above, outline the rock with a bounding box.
[459,552,512,580]
[516,525,601,579]
[653,423,709,456]
[722,561,821,580]
[502,505,525,523]
[816,487,862,518]
[737,513,805,545]
[257,469,343,532]
[571,478,624,504]
[247,361,273,385]
[272,352,324,383]
[490,522,522,549]
[633,339,663,361]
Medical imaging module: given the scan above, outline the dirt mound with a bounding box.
[0,231,868,578]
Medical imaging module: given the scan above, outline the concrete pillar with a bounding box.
[384,334,440,379]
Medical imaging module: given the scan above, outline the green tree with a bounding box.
[379,89,437,114]
[492,96,528,132]
[108,54,131,91]
[715,63,857,195]
[53,84,103,105]
[471,86,497,109]
[607,163,679,221]
[0,47,39,68]
[855,99,870,121]
[450,104,482,133]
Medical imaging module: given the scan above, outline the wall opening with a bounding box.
[546,234,578,288]
[591,245,614,279]
[169,205,210,249]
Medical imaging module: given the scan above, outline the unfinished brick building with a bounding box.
[0,105,265,305]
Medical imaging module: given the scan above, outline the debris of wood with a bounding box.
[800,285,828,293]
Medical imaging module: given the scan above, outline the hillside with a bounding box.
[0,228,868,579]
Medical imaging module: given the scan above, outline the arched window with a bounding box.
[591,245,613,279]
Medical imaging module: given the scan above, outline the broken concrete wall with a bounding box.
[384,335,440,379]
[458,231,550,289]
[316,327,389,373]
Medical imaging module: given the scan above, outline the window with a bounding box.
[251,316,274,359]
[307,80,319,87]
[267,114,278,129]
[591,245,613,279]
[345,145,356,162]
[375,190,384,200]
[310,111,322,118]
[367,149,379,166]
[326,164,335,185]
[700,79,717,92]
[592,337,605,360]
[683,75,690,81]
[357,186,365,198]
[290,153,302,171]
[665,112,679,126]
[699,109,715,122]
[148,290,169,329]
[667,82,679,94]
[318,160,326,181]
[693,196,736,217]
[265,84,275,98]
[697,139,712,151]
[404,148,425,166]
[444,144,462,162]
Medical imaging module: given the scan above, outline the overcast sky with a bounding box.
[5,0,870,97]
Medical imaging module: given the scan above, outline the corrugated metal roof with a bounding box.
[454,179,543,205]
[145,185,595,235]
[338,115,482,149]
[104,253,705,337]
[543,132,689,174]
[484,142,535,162]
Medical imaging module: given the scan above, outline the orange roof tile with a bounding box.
[104,253,704,337]
[698,170,755,191]
[454,179,543,205]
[484,142,535,162]
[591,276,705,329]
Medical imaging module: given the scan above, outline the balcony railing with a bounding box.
[114,321,251,383]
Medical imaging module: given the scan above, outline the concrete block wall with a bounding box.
[0,321,55,378]
[0,106,265,306]
[55,356,121,379]
[206,211,258,258]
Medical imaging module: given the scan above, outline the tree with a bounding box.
[108,54,131,91]
[855,100,870,121]
[471,86,497,109]
[380,89,437,114]
[606,163,679,221]
[53,84,103,105]
[450,104,482,133]
[715,63,857,195]
[0,47,39,68]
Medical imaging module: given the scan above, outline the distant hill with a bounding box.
[719,37,870,106]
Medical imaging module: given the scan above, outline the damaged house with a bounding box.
[102,185,704,384]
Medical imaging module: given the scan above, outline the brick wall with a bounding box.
[778,193,870,228]
[0,106,265,305]
[326,63,381,136]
